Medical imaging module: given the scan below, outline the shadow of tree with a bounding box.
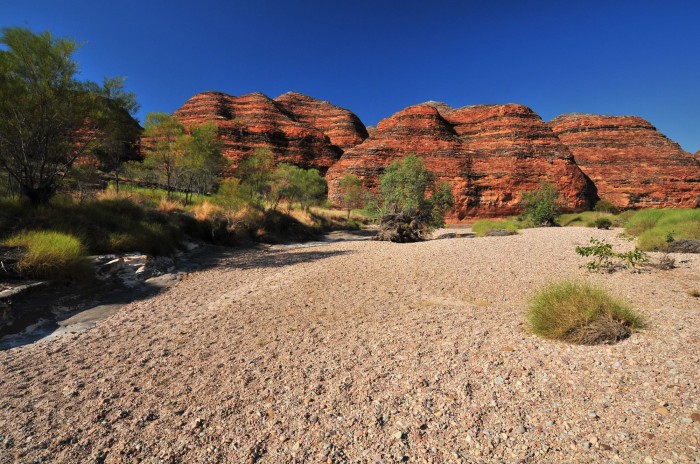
[219,249,353,270]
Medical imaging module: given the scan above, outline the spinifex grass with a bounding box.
[527,280,644,345]
[4,230,92,281]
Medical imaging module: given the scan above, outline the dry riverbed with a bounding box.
[0,227,698,463]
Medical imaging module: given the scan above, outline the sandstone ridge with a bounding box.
[163,91,699,217]
[327,102,595,219]
[172,90,368,172]
[550,113,700,209]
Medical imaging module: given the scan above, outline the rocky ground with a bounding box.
[0,227,698,463]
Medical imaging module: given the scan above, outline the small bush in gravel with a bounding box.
[593,217,612,230]
[520,181,563,227]
[575,238,649,272]
[654,254,676,270]
[527,281,644,345]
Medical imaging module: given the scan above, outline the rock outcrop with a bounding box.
[171,91,367,172]
[274,92,369,151]
[550,114,700,209]
[327,103,594,219]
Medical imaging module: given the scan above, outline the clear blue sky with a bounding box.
[4,0,700,152]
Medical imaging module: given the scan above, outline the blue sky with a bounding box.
[3,0,700,152]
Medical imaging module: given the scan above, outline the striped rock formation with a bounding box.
[550,114,700,209]
[327,103,594,219]
[171,91,367,173]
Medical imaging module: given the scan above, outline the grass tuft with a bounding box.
[471,219,521,237]
[527,280,644,345]
[4,231,92,281]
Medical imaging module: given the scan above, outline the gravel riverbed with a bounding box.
[0,227,698,463]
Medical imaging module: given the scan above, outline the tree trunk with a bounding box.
[23,185,54,205]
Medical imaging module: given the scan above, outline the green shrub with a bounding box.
[471,219,521,237]
[575,238,649,272]
[593,217,613,229]
[4,231,91,281]
[594,199,620,214]
[520,182,563,227]
[527,281,644,344]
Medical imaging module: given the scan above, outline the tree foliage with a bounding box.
[337,174,367,218]
[234,148,275,205]
[141,113,226,202]
[270,164,327,212]
[0,27,139,204]
[379,155,453,227]
[520,181,563,226]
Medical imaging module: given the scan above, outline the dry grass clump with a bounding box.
[157,197,181,214]
[192,201,225,222]
[688,289,700,298]
[4,230,92,281]
[527,280,644,345]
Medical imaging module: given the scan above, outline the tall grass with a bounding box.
[4,231,92,281]
[0,197,182,256]
[527,280,644,345]
[624,209,700,251]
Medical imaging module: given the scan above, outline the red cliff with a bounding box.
[550,114,700,209]
[327,103,594,219]
[171,91,367,172]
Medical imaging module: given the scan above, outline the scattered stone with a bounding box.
[690,413,700,422]
[655,407,670,417]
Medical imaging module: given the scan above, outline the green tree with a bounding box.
[91,77,142,194]
[269,164,327,212]
[234,148,275,205]
[377,155,454,241]
[337,174,367,218]
[0,27,139,204]
[269,163,299,212]
[521,181,563,226]
[178,122,227,204]
[142,113,186,198]
[380,155,454,226]
[295,168,327,212]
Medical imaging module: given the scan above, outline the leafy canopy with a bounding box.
[520,181,563,226]
[379,154,453,229]
[0,27,139,204]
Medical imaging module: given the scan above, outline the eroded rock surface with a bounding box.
[171,91,367,172]
[550,114,700,209]
[328,103,594,219]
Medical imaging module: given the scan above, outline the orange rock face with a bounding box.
[274,92,368,151]
[550,114,700,209]
[171,91,367,173]
[327,103,594,219]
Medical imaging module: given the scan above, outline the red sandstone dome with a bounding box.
[170,91,368,173]
[550,114,700,209]
[327,102,595,220]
